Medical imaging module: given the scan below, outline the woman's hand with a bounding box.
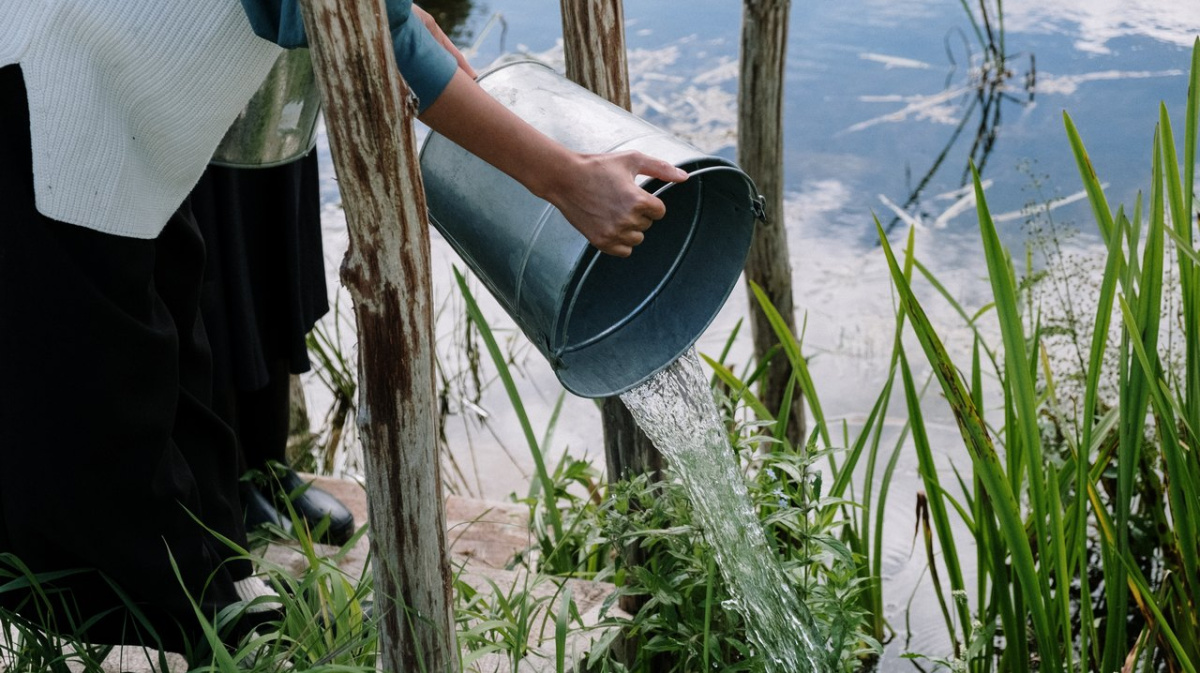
[539,151,688,257]
[412,4,477,78]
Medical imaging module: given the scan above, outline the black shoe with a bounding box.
[241,481,294,537]
[271,467,356,546]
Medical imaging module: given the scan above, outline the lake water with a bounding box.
[307,0,1200,666]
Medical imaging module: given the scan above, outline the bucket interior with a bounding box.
[551,160,756,397]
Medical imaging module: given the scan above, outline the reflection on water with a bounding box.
[874,55,1033,236]
[1004,0,1200,53]
[416,0,483,42]
[310,0,1198,667]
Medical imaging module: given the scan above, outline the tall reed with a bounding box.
[876,37,1200,672]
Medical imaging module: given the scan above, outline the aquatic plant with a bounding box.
[956,0,1005,76]
[882,0,1032,235]
[878,37,1200,672]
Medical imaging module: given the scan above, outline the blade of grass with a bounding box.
[912,257,1001,370]
[900,348,970,651]
[527,392,567,502]
[876,218,1059,671]
[1106,127,1167,671]
[555,586,571,673]
[454,268,564,544]
[1159,99,1200,436]
[750,281,831,450]
[1114,552,1199,673]
[701,353,774,420]
[1045,461,1073,671]
[1118,295,1200,616]
[1064,112,1117,244]
[970,163,1059,669]
[1187,39,1198,225]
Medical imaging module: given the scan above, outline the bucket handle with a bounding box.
[550,165,758,362]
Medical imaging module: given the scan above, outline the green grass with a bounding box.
[457,273,874,669]
[0,532,377,673]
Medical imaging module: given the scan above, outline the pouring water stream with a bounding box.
[620,349,829,672]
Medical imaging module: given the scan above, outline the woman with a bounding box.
[0,0,684,652]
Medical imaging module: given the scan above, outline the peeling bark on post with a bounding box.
[739,0,806,444]
[297,1,455,670]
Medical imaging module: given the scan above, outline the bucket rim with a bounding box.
[551,160,754,359]
[474,56,558,83]
[553,160,760,397]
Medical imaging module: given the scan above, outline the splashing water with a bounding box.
[620,350,829,672]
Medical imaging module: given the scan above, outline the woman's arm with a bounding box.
[240,0,686,256]
[419,69,688,257]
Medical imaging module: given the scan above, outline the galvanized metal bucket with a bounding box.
[420,59,761,398]
[211,48,321,168]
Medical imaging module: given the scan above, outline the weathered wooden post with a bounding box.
[297,0,456,670]
[559,7,669,669]
[739,0,805,444]
[560,0,631,112]
[559,0,663,492]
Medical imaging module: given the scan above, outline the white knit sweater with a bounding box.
[0,0,281,238]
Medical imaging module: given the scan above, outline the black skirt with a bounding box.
[0,63,250,650]
[190,152,329,394]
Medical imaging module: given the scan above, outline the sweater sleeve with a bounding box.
[239,0,457,113]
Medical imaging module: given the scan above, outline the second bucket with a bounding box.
[419,59,760,398]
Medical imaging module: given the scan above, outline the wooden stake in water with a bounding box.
[620,351,828,672]
[739,0,805,446]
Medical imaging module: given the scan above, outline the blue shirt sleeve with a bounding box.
[240,0,458,113]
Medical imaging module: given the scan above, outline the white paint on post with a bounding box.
[296,0,456,670]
